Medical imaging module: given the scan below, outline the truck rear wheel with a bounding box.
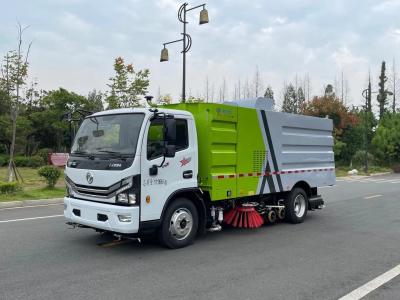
[158,198,199,249]
[284,188,308,224]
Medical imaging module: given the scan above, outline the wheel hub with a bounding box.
[294,194,306,217]
[169,208,193,240]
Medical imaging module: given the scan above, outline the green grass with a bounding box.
[0,187,65,202]
[336,165,392,177]
[0,167,65,202]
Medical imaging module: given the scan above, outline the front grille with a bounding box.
[66,176,126,199]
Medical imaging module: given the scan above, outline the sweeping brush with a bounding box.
[224,203,264,228]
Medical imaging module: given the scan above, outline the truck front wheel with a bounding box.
[284,188,308,224]
[158,198,199,249]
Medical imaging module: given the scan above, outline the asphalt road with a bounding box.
[1,174,400,300]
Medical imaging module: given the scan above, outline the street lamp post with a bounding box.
[362,88,371,175]
[160,2,209,103]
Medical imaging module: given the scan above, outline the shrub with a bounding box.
[38,165,61,188]
[27,156,45,168]
[38,148,52,165]
[0,181,20,194]
[13,156,45,168]
[351,150,375,167]
[0,155,8,167]
[14,156,29,167]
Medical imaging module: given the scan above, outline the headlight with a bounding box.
[115,176,139,206]
[116,193,137,205]
[117,193,128,203]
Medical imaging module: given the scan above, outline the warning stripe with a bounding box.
[212,167,335,180]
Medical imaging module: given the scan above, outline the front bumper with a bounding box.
[64,197,139,234]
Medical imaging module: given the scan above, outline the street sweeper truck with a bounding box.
[64,97,335,248]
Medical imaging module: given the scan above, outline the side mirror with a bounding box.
[165,118,176,142]
[92,130,104,137]
[165,145,176,158]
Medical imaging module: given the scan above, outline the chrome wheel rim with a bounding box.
[294,194,306,218]
[169,208,193,240]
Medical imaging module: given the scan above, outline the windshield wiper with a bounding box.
[71,150,95,160]
[96,150,131,160]
[96,150,120,154]
[71,150,89,155]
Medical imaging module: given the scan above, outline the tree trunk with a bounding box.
[7,109,17,182]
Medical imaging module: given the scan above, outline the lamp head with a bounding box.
[160,47,169,62]
[199,7,209,25]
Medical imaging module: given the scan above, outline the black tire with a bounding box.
[158,198,199,249]
[284,188,308,224]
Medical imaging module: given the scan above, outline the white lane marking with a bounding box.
[363,178,388,182]
[338,263,400,300]
[0,214,63,223]
[0,203,63,211]
[364,194,383,199]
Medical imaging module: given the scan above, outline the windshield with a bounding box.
[71,113,145,156]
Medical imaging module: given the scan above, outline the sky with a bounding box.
[1,0,400,107]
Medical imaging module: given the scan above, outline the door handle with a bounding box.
[183,170,193,179]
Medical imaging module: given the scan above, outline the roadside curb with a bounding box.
[0,198,63,209]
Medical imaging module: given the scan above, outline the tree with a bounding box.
[86,89,104,112]
[377,61,389,119]
[282,84,297,113]
[0,24,32,182]
[30,88,95,151]
[367,73,372,112]
[264,86,274,99]
[301,95,357,132]
[324,84,334,97]
[372,114,400,164]
[297,87,305,111]
[106,57,150,109]
[252,66,263,97]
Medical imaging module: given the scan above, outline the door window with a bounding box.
[147,118,188,160]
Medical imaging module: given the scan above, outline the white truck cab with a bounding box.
[65,108,199,239]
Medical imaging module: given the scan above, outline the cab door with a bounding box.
[140,116,197,222]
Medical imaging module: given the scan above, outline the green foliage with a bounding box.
[37,148,51,164]
[372,114,400,164]
[351,150,375,167]
[106,57,150,109]
[29,88,98,151]
[333,138,346,160]
[86,89,104,112]
[282,84,297,113]
[377,61,388,119]
[0,181,20,194]
[14,155,44,168]
[264,86,274,100]
[38,165,61,188]
[0,155,7,166]
[297,87,305,109]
